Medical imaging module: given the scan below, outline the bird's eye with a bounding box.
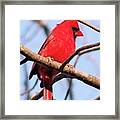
[72,27,79,32]
[72,27,79,39]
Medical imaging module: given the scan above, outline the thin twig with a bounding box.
[23,64,30,99]
[20,79,39,96]
[64,78,73,100]
[94,96,100,100]
[79,46,100,55]
[60,42,100,71]
[21,22,35,45]
[78,20,100,32]
[74,55,80,67]
[34,20,50,36]
[20,58,28,65]
[20,55,30,99]
[20,44,100,89]
[73,46,99,69]
[30,89,43,100]
[77,39,100,76]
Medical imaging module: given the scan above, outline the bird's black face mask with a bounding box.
[72,27,83,40]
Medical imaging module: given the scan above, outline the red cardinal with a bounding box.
[29,20,83,100]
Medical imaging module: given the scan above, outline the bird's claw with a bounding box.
[60,64,73,72]
[67,64,74,69]
[46,57,54,62]
[59,64,67,72]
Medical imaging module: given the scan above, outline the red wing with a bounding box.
[38,31,55,54]
[29,31,56,79]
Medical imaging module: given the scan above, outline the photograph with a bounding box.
[20,20,100,100]
[4,3,117,116]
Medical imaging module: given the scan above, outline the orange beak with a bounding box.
[75,30,83,37]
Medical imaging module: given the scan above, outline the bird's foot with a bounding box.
[59,64,67,72]
[46,57,54,61]
[60,63,74,72]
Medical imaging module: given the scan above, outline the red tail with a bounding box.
[43,88,53,100]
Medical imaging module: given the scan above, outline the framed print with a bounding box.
[0,0,119,119]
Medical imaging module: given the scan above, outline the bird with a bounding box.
[29,20,83,100]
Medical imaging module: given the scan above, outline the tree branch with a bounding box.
[78,20,100,32]
[20,44,100,89]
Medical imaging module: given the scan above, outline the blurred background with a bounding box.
[20,20,100,100]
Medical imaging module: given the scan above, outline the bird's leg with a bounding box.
[43,87,53,100]
[39,59,54,100]
[40,79,53,100]
[43,83,53,100]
